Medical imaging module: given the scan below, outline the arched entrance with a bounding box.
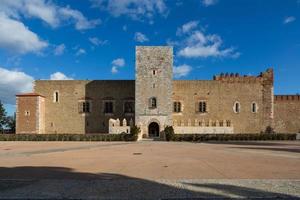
[148,122,159,138]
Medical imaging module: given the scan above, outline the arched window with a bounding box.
[199,101,207,113]
[53,91,59,103]
[173,102,181,113]
[149,97,157,109]
[251,102,258,113]
[234,102,240,113]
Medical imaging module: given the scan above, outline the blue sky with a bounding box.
[0,0,299,115]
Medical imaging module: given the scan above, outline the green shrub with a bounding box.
[0,133,129,142]
[166,133,296,142]
[264,126,275,134]
[164,126,175,141]
[124,125,140,141]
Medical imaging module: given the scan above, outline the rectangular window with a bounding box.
[199,101,207,113]
[173,102,181,113]
[83,102,90,113]
[105,102,114,113]
[124,101,134,113]
[149,97,157,109]
[53,91,59,103]
[78,101,91,113]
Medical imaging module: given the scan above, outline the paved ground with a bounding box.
[0,141,299,199]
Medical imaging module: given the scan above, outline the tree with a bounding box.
[0,100,7,133]
[6,114,16,133]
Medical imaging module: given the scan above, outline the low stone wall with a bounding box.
[108,118,132,134]
[174,126,234,134]
[173,119,234,134]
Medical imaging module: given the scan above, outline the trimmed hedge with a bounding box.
[0,133,136,142]
[171,133,297,142]
[0,133,296,142]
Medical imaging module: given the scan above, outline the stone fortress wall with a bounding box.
[274,95,300,133]
[172,69,274,134]
[33,80,135,134]
[15,46,300,135]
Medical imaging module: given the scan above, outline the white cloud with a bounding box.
[173,64,192,78]
[111,66,118,74]
[59,7,101,30]
[0,0,100,30]
[284,16,296,24]
[91,0,168,21]
[134,32,149,43]
[112,58,125,67]
[75,48,86,56]
[0,67,34,104]
[89,37,108,46]
[50,72,73,80]
[202,0,218,7]
[111,58,125,74]
[175,22,239,59]
[0,13,48,54]
[54,44,66,56]
[176,20,199,35]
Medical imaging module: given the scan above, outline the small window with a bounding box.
[173,102,181,113]
[234,102,240,113]
[219,121,224,127]
[78,101,91,113]
[226,120,231,127]
[199,101,207,113]
[104,101,114,114]
[53,91,59,102]
[251,102,258,113]
[124,101,134,113]
[153,70,156,75]
[24,110,30,116]
[149,97,157,109]
[83,102,90,113]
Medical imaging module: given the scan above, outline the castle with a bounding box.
[16,46,300,137]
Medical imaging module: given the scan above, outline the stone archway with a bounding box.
[148,122,159,138]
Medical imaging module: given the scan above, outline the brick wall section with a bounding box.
[274,95,300,133]
[34,80,134,134]
[16,94,45,134]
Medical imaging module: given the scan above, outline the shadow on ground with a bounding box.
[205,141,295,146]
[229,146,300,154]
[0,166,299,199]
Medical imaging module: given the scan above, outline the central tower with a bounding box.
[135,46,173,137]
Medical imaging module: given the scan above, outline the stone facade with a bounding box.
[15,46,300,136]
[135,46,173,137]
[32,80,134,134]
[172,69,274,133]
[274,95,300,133]
[16,93,45,134]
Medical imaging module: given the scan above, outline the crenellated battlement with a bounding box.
[275,95,300,101]
[213,68,273,84]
